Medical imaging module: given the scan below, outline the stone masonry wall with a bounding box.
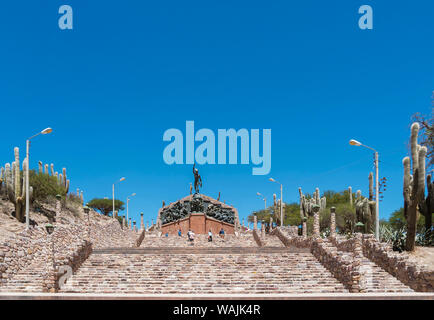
[0,227,46,284]
[0,209,137,289]
[273,228,363,292]
[362,234,434,292]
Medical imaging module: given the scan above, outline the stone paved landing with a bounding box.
[140,234,258,247]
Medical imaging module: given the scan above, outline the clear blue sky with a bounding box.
[1,1,433,226]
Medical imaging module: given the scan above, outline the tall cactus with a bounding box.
[299,187,326,219]
[354,175,375,234]
[403,123,432,251]
[62,167,70,193]
[6,147,33,223]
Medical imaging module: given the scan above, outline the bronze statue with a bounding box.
[193,164,202,194]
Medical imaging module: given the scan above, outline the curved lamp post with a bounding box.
[26,128,53,229]
[349,139,380,240]
[256,192,267,211]
[269,178,283,226]
[112,177,125,218]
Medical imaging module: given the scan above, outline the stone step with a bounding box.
[60,252,349,294]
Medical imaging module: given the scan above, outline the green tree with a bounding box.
[87,198,125,216]
[389,207,425,232]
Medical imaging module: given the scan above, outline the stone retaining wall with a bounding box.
[0,227,46,284]
[362,234,434,292]
[273,228,363,292]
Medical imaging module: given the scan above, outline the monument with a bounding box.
[156,165,238,234]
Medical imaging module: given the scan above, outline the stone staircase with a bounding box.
[360,257,413,293]
[0,249,49,293]
[261,234,286,247]
[61,248,349,294]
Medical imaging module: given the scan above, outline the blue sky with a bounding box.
[1,1,433,226]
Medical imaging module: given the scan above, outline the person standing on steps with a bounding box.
[188,230,195,245]
[178,229,182,237]
[208,229,213,242]
[219,228,225,239]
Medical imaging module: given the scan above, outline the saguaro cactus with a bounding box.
[403,123,433,251]
[6,148,33,223]
[299,187,326,219]
[354,174,376,233]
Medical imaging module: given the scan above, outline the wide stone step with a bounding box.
[60,252,349,294]
[93,246,305,254]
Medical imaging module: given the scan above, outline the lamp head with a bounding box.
[349,139,362,146]
[256,192,261,196]
[269,178,275,182]
[132,193,136,197]
[41,127,53,135]
[45,223,54,234]
[119,177,126,182]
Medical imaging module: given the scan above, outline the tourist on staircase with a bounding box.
[208,229,213,242]
[219,228,225,239]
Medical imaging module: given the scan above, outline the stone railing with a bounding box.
[362,234,434,292]
[43,240,93,293]
[274,227,364,292]
[271,228,312,248]
[328,234,358,252]
[252,229,265,247]
[311,238,363,293]
[136,229,146,247]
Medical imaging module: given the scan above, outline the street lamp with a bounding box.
[26,127,53,229]
[256,192,267,211]
[269,178,283,227]
[112,177,125,218]
[126,192,136,223]
[349,139,380,240]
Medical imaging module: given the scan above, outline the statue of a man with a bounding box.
[193,164,202,194]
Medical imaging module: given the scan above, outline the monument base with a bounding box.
[161,213,235,235]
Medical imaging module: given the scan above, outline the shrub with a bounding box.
[415,227,434,247]
[29,170,67,201]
